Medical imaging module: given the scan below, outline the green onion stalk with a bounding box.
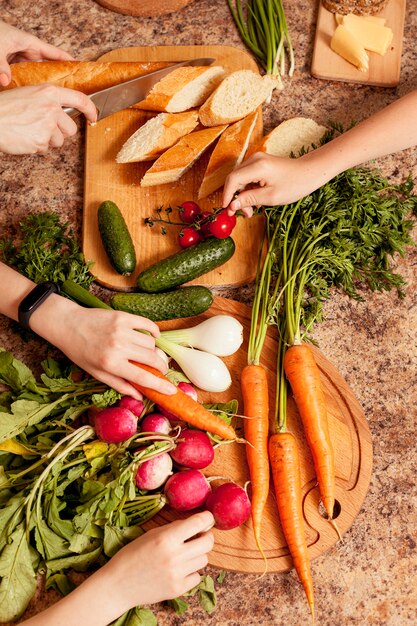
[227,0,295,92]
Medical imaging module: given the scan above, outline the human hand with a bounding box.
[102,511,215,612]
[0,20,73,86]
[0,85,97,154]
[29,296,176,398]
[222,152,327,217]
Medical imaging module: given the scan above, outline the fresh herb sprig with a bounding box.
[0,212,94,288]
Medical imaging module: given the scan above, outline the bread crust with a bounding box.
[140,125,227,186]
[198,111,258,198]
[2,61,172,94]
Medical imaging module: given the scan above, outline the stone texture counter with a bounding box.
[0,1,416,625]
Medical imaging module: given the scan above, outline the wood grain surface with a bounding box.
[83,45,265,291]
[311,0,406,87]
[94,0,195,17]
[143,297,373,574]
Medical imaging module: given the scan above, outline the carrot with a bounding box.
[130,361,237,441]
[241,364,270,563]
[284,343,335,519]
[269,431,314,620]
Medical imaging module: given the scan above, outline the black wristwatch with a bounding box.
[18,281,61,331]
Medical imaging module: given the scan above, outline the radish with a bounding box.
[164,469,211,511]
[140,412,172,435]
[118,395,144,417]
[94,407,138,443]
[205,482,251,530]
[170,429,214,469]
[157,381,198,420]
[135,452,173,490]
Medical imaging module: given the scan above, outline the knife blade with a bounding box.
[63,57,215,121]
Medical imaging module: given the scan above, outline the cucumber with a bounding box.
[136,237,235,293]
[110,286,213,321]
[98,200,136,276]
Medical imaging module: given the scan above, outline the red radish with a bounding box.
[118,396,144,417]
[164,469,211,511]
[135,453,173,490]
[205,482,251,530]
[140,412,172,435]
[157,381,198,420]
[170,429,214,469]
[94,407,137,443]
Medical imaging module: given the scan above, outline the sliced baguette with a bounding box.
[140,125,228,187]
[198,111,258,199]
[134,66,225,113]
[116,111,199,163]
[247,117,328,158]
[2,60,172,94]
[198,70,273,127]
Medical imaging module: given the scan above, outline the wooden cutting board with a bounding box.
[144,297,373,574]
[83,45,265,291]
[311,0,406,87]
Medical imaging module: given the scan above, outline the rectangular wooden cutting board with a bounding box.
[83,45,265,291]
[311,0,406,87]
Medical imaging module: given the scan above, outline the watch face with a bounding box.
[18,282,60,329]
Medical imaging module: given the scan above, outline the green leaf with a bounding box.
[46,542,102,574]
[0,395,69,443]
[110,607,157,626]
[103,524,143,558]
[0,523,37,622]
[184,575,217,615]
[166,597,189,616]
[34,514,71,560]
[45,572,75,596]
[165,368,189,385]
[0,351,37,392]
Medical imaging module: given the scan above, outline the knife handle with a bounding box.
[62,107,81,119]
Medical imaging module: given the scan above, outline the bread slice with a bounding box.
[140,125,228,187]
[116,111,199,163]
[247,117,328,158]
[198,70,273,127]
[134,66,225,113]
[2,61,172,94]
[198,111,258,199]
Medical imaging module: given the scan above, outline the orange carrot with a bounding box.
[269,431,314,619]
[284,343,335,519]
[130,362,237,441]
[241,364,270,561]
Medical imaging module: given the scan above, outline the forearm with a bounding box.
[302,89,417,178]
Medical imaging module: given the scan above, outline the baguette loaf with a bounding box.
[198,70,273,127]
[134,66,225,113]
[247,117,328,158]
[140,125,228,187]
[116,110,199,163]
[198,111,258,199]
[2,61,172,94]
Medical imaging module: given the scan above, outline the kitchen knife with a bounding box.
[63,57,215,121]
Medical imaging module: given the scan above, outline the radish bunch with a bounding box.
[91,383,250,531]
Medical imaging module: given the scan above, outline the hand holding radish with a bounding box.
[98,511,215,613]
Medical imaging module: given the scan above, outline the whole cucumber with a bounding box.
[98,200,136,275]
[111,286,213,321]
[136,237,235,293]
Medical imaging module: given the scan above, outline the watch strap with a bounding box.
[18,281,61,331]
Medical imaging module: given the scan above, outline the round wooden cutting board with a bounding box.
[144,296,373,574]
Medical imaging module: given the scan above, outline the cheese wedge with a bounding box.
[335,13,386,27]
[331,25,369,72]
[341,14,393,55]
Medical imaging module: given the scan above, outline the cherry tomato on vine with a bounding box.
[208,210,237,239]
[178,226,202,249]
[196,210,213,238]
[179,201,201,224]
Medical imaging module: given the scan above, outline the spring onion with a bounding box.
[160,315,244,357]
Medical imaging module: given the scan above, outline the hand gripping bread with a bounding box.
[134,66,225,112]
[1,61,172,94]
[247,117,328,158]
[116,111,199,163]
[198,70,273,127]
[198,111,258,198]
[140,125,228,187]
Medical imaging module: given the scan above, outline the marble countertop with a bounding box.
[0,1,416,625]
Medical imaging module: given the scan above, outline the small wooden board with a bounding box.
[83,45,265,292]
[144,297,373,574]
[311,0,406,87]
